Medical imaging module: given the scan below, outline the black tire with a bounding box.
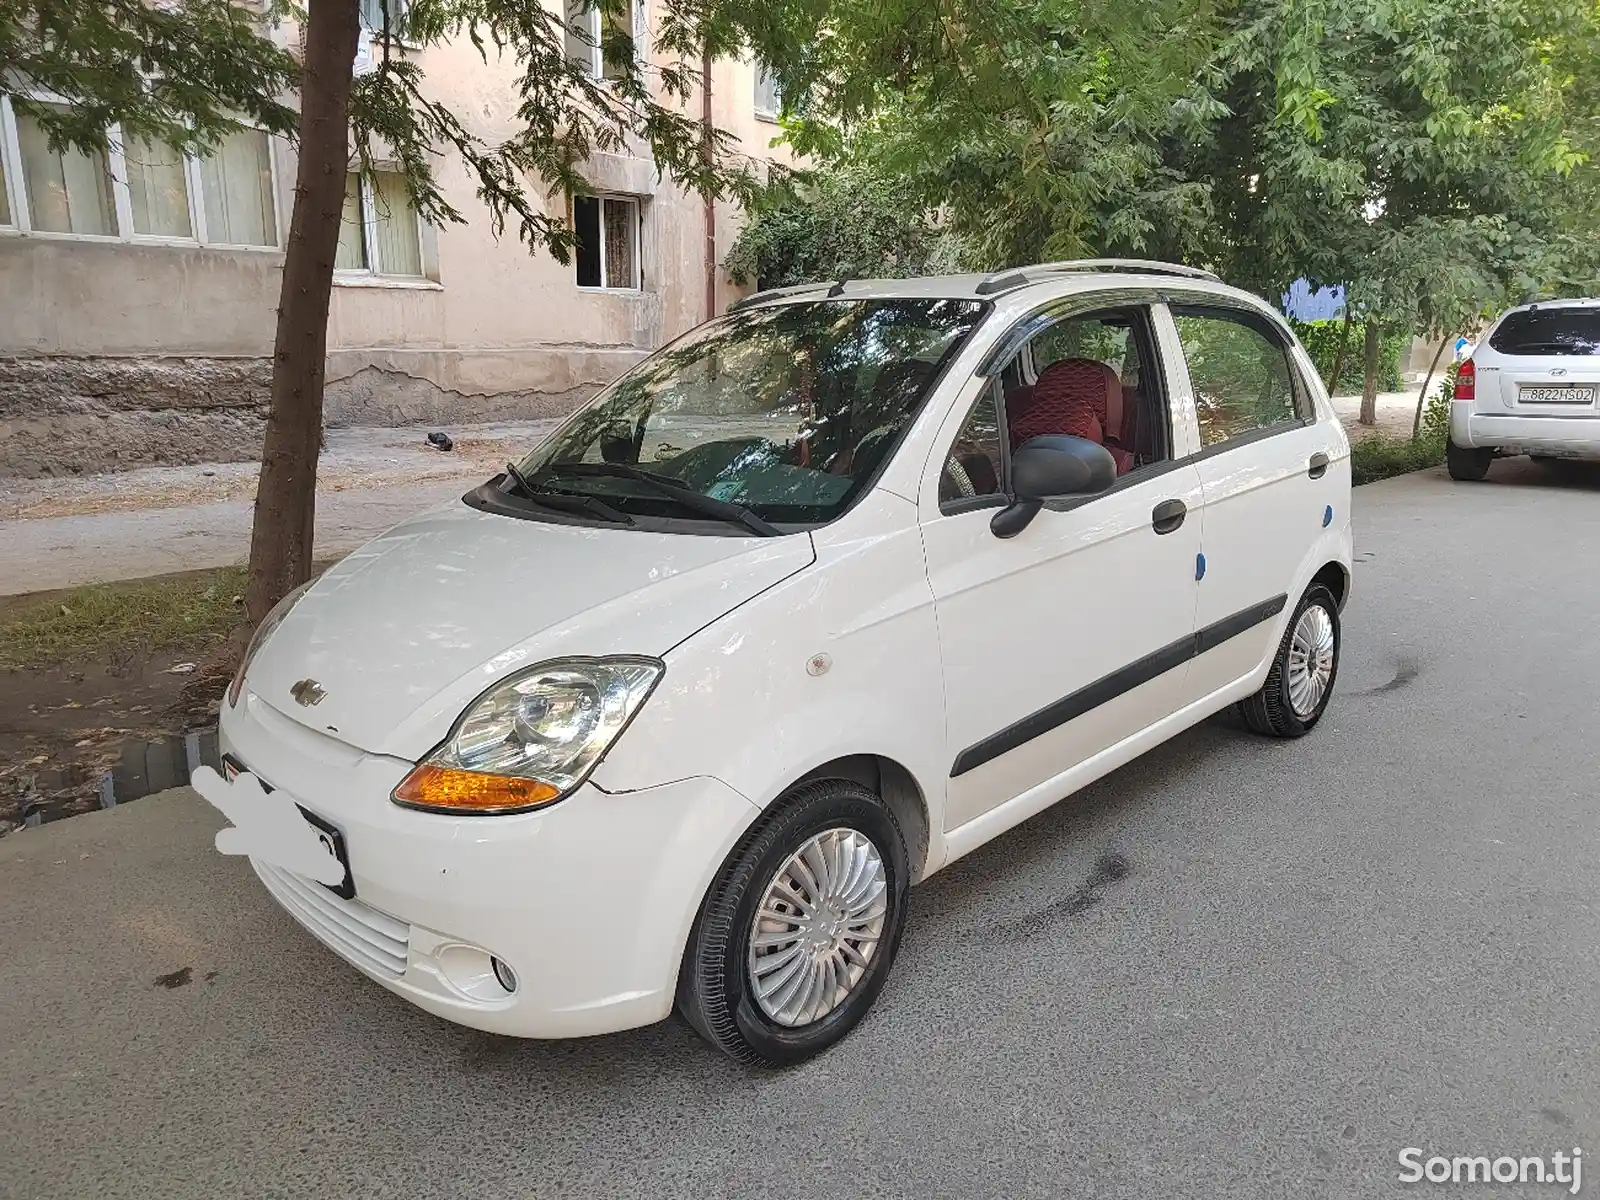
[1236,584,1341,738]
[677,779,909,1067]
[1446,438,1492,481]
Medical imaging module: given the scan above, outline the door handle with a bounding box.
[1308,452,1329,479]
[1151,498,1187,535]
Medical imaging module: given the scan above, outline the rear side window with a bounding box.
[1171,307,1305,447]
[1488,309,1600,356]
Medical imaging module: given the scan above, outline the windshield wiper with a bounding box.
[501,462,634,525]
[542,461,782,537]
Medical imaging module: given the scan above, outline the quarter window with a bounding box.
[939,386,1005,507]
[1171,309,1302,447]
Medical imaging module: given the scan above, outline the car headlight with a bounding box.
[391,657,663,815]
[227,580,314,708]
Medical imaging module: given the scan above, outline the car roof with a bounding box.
[728,260,1270,314]
[1498,298,1600,315]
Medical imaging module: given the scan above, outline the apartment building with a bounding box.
[0,12,790,477]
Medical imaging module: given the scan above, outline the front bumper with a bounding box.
[1451,402,1600,457]
[218,691,759,1038]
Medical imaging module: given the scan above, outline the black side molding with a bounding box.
[950,593,1289,778]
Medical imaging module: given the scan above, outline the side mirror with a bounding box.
[991,435,1117,538]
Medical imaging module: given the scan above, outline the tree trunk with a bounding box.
[1411,336,1449,440]
[244,0,362,623]
[1358,319,1380,427]
[1326,307,1354,395]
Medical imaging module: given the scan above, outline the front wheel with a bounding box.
[677,779,909,1067]
[1446,438,1493,481]
[1237,584,1340,738]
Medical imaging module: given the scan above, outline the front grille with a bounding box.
[255,861,410,979]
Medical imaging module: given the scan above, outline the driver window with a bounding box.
[1000,307,1169,478]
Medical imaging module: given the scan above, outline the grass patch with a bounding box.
[1351,433,1446,486]
[0,566,250,672]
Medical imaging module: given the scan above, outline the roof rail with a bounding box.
[726,281,833,313]
[974,258,1222,295]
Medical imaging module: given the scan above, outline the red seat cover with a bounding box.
[1009,358,1134,474]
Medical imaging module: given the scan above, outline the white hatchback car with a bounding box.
[204,260,1352,1066]
[1449,299,1600,479]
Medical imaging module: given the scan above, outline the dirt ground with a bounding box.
[0,569,265,831]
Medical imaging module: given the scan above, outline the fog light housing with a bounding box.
[491,957,518,994]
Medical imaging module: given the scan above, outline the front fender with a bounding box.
[590,493,950,873]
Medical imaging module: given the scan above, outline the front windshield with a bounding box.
[517,298,987,526]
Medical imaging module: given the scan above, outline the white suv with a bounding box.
[1449,299,1600,480]
[200,260,1352,1066]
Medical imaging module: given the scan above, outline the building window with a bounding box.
[198,128,276,247]
[574,193,640,290]
[14,102,116,236]
[0,95,280,247]
[564,0,643,80]
[754,63,781,121]
[125,134,193,238]
[336,169,426,279]
[359,0,406,35]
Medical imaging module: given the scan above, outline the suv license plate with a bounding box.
[1521,385,1596,404]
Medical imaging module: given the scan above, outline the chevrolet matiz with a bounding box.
[196,259,1353,1066]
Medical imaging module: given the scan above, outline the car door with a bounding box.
[1159,300,1343,698]
[920,303,1206,835]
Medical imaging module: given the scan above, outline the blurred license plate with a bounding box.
[1521,385,1596,404]
[220,754,356,899]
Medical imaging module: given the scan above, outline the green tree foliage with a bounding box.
[1,0,298,150]
[1178,0,1600,419]
[723,160,945,289]
[775,0,1223,269]
[1290,318,1408,393]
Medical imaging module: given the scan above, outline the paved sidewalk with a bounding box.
[0,421,555,597]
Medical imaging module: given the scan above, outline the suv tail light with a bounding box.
[1455,357,1476,401]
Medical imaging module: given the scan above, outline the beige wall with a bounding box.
[0,32,794,475]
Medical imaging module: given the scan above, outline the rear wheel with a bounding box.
[1446,438,1493,481]
[677,779,909,1067]
[1237,584,1340,738]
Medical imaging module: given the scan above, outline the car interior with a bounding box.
[941,308,1171,504]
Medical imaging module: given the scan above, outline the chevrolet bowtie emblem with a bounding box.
[290,678,327,707]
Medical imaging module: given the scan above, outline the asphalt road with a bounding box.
[6,457,1600,1200]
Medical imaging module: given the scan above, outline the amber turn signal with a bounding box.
[391,764,561,814]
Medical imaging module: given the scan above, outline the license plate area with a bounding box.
[222,754,356,900]
[1519,385,1597,405]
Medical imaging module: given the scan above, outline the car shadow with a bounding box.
[1485,456,1600,492]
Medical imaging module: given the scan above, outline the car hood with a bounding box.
[245,501,815,758]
